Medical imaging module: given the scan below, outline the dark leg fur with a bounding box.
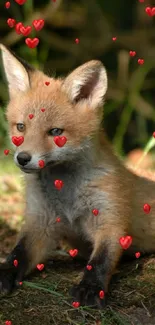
[0,238,28,293]
[70,247,109,309]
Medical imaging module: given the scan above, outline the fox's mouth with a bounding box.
[19,160,57,174]
[20,167,39,174]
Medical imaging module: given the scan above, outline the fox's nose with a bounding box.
[17,151,32,166]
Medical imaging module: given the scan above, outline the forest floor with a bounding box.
[0,154,155,325]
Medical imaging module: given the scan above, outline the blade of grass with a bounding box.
[23,280,63,297]
[134,135,155,169]
[113,103,133,157]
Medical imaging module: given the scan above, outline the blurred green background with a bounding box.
[0,0,155,157]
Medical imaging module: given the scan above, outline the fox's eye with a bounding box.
[17,123,25,132]
[47,128,63,136]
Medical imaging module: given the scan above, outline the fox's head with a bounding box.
[0,44,108,173]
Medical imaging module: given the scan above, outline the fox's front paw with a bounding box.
[0,263,18,294]
[70,280,106,309]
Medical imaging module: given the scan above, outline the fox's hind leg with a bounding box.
[0,220,58,294]
[70,225,126,308]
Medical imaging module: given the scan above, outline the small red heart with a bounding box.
[7,18,16,28]
[129,51,136,57]
[28,113,34,119]
[56,217,61,222]
[54,136,67,147]
[13,259,18,267]
[25,37,39,48]
[153,131,155,138]
[135,252,141,258]
[45,81,50,86]
[119,236,132,250]
[138,58,144,65]
[37,264,44,271]
[112,37,117,41]
[139,0,144,2]
[69,249,78,257]
[75,38,79,44]
[15,22,23,34]
[20,25,32,36]
[32,19,45,31]
[72,301,80,308]
[86,264,92,271]
[15,0,26,4]
[5,321,12,325]
[99,290,105,299]
[4,149,10,155]
[12,136,24,146]
[92,209,99,216]
[38,160,45,168]
[19,281,23,285]
[143,203,151,214]
[145,7,155,16]
[41,108,45,112]
[5,2,10,8]
[54,179,64,190]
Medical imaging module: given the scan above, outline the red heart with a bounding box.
[54,179,64,190]
[119,236,132,250]
[129,51,136,57]
[54,136,67,147]
[5,321,12,325]
[69,249,78,257]
[75,38,79,44]
[143,203,151,214]
[13,259,18,267]
[38,160,45,168]
[138,58,144,65]
[7,18,16,28]
[56,217,61,222]
[32,19,45,31]
[25,37,39,48]
[12,136,24,146]
[86,264,92,271]
[20,25,32,36]
[19,281,23,285]
[99,290,105,299]
[153,132,155,138]
[37,264,44,271]
[145,7,155,16]
[15,0,26,4]
[28,113,34,119]
[45,81,50,86]
[15,22,23,34]
[112,37,117,41]
[135,252,141,259]
[4,149,10,155]
[72,301,80,308]
[5,2,10,8]
[92,209,99,216]
[41,108,45,112]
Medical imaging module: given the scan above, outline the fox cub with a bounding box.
[0,44,155,308]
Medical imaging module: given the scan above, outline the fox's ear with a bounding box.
[62,60,108,109]
[0,44,34,98]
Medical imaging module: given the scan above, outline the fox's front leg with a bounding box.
[71,225,126,308]
[0,221,58,294]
